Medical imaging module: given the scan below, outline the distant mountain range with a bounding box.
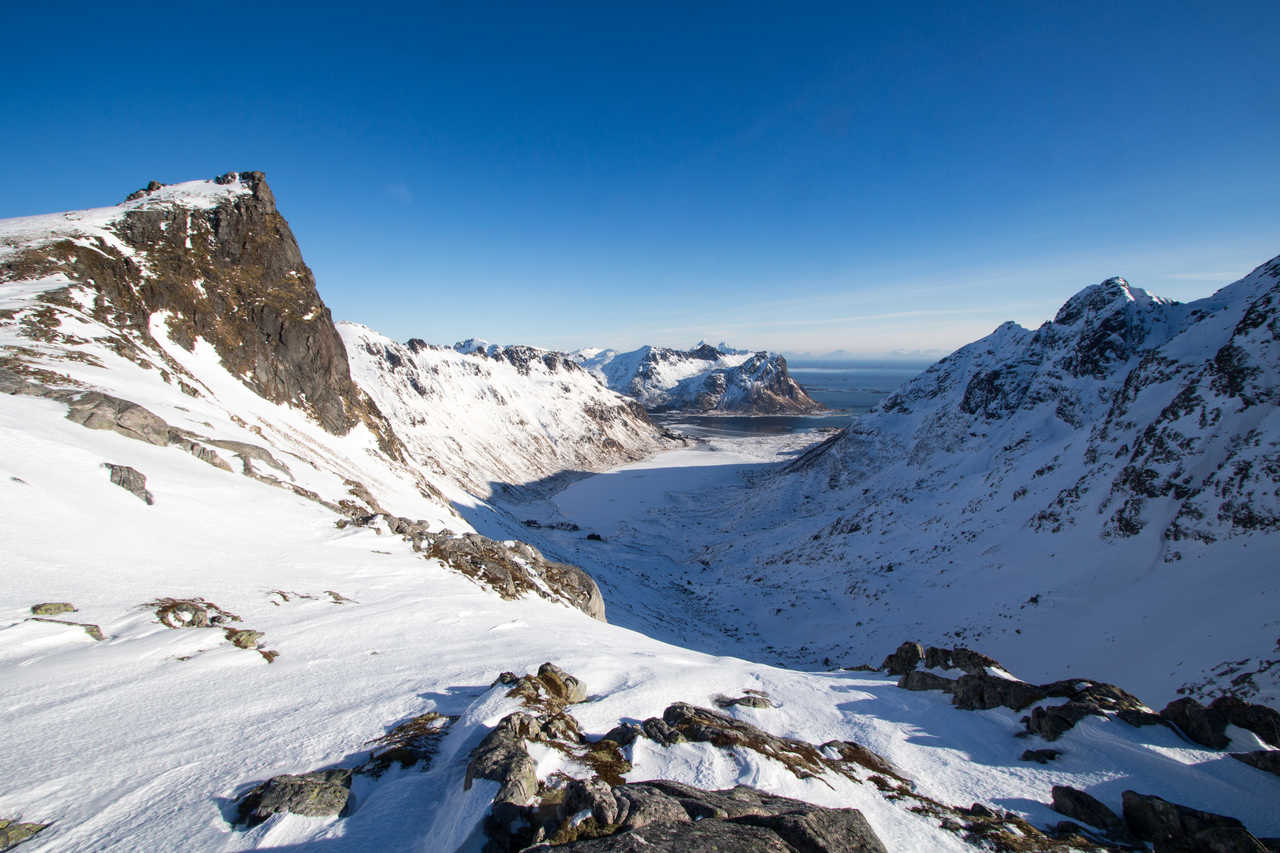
[572,343,824,414]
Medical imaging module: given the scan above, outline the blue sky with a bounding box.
[3,1,1277,357]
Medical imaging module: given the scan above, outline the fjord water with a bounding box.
[655,360,928,438]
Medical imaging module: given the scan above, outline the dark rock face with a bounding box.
[103,463,154,504]
[898,670,956,692]
[1027,702,1099,740]
[2,172,395,447]
[236,769,352,826]
[1050,786,1130,842]
[881,641,925,675]
[1160,697,1231,749]
[1210,696,1280,748]
[924,646,1000,674]
[950,674,1046,712]
[1231,750,1280,777]
[1121,790,1266,853]
[526,781,888,852]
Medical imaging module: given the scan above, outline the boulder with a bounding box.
[505,662,588,711]
[29,602,75,616]
[26,617,105,641]
[1027,702,1101,741]
[528,781,887,852]
[103,463,154,505]
[466,712,540,806]
[881,641,924,675]
[1040,678,1148,713]
[67,393,170,446]
[1160,698,1230,749]
[1117,708,1166,728]
[898,670,957,692]
[1211,696,1280,748]
[713,694,774,709]
[1020,748,1062,764]
[537,663,588,704]
[640,717,683,746]
[1050,785,1129,841]
[601,723,643,748]
[1122,790,1266,852]
[224,629,264,649]
[950,674,1046,711]
[924,646,1001,674]
[236,769,351,826]
[0,819,49,850]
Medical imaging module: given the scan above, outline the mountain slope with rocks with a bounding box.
[341,326,669,498]
[2,175,1278,852]
[672,263,1280,707]
[576,343,823,413]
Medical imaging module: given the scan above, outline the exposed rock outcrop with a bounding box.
[1,171,400,452]
[1121,790,1267,852]
[0,819,49,851]
[29,602,75,616]
[103,463,153,504]
[425,533,606,621]
[236,770,352,826]
[527,781,888,852]
[1050,785,1132,844]
[889,642,1165,740]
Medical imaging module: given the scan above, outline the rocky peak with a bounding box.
[1053,276,1169,327]
[1,172,398,449]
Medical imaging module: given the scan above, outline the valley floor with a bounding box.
[476,430,824,662]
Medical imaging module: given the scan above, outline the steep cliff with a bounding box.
[0,172,388,443]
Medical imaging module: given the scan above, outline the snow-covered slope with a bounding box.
[576,342,823,413]
[3,177,1278,852]
[341,325,668,497]
[673,264,1280,706]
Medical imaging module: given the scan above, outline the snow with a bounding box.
[341,324,666,498]
[0,177,249,264]
[2,185,1279,850]
[573,344,756,409]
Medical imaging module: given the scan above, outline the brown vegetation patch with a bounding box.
[362,711,456,776]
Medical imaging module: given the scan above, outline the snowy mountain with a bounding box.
[678,265,1280,708]
[2,175,1278,852]
[575,343,823,413]
[341,327,668,497]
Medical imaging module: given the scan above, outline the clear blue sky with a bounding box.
[3,1,1277,357]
